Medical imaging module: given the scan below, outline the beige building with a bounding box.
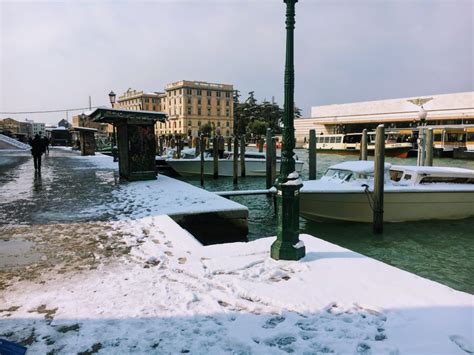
[295,92,474,147]
[117,81,234,138]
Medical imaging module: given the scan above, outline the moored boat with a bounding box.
[164,150,304,177]
[303,132,412,158]
[300,161,474,223]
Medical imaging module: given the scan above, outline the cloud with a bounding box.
[0,0,472,124]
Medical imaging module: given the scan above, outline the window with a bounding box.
[217,121,221,127]
[198,108,201,115]
[207,108,211,116]
[188,98,191,105]
[225,92,231,98]
[188,120,192,126]
[198,98,201,105]
[226,121,229,127]
[207,99,211,106]
[216,91,221,97]
[187,88,192,95]
[207,90,211,97]
[226,100,230,106]
[153,106,156,111]
[198,121,201,126]
[226,109,230,117]
[187,107,191,115]
[197,89,202,96]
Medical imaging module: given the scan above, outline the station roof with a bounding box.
[88,107,167,124]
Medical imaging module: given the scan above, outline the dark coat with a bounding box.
[30,136,44,156]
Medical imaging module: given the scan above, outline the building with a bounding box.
[25,119,45,136]
[295,92,474,147]
[72,114,109,135]
[0,118,35,139]
[116,80,234,138]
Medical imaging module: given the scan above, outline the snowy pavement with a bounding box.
[1,149,473,354]
[1,215,473,354]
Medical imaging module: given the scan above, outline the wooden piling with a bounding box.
[360,129,368,160]
[373,124,385,234]
[271,137,277,184]
[176,136,182,159]
[213,136,218,179]
[266,129,273,189]
[227,137,232,152]
[233,136,239,185]
[258,138,264,152]
[417,128,427,166]
[424,128,433,166]
[308,129,316,180]
[240,135,246,177]
[200,135,205,187]
[195,136,200,156]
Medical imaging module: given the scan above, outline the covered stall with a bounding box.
[70,127,97,156]
[88,108,167,181]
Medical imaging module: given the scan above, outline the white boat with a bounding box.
[300,161,474,222]
[302,132,413,158]
[164,150,304,177]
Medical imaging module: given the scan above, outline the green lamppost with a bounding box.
[270,0,305,261]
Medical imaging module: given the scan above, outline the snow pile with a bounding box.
[1,215,472,354]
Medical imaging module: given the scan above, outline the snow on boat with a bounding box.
[165,150,304,177]
[300,160,474,222]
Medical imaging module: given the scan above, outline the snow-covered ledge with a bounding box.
[0,215,471,354]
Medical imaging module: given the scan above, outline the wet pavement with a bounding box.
[0,149,120,225]
[0,149,129,288]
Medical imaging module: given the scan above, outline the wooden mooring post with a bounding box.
[417,128,426,166]
[271,137,281,184]
[360,129,368,160]
[233,136,239,185]
[240,135,246,177]
[266,129,273,188]
[373,124,385,234]
[227,138,232,152]
[424,128,433,166]
[308,129,316,180]
[200,135,205,187]
[213,136,218,179]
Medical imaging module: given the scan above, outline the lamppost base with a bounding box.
[271,239,305,260]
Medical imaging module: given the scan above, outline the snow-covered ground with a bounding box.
[1,215,472,354]
[1,151,472,354]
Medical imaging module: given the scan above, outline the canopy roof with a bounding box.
[88,107,167,124]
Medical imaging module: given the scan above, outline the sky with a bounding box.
[0,0,472,125]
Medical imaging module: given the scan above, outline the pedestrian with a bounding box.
[29,134,45,172]
[42,135,50,155]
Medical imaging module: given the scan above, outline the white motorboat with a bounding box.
[300,160,474,222]
[164,150,304,177]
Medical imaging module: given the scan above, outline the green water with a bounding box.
[181,150,474,294]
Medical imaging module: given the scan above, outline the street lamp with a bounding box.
[109,90,118,161]
[109,91,116,108]
[418,105,427,126]
[270,0,305,261]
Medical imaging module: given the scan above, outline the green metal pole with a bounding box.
[271,0,305,261]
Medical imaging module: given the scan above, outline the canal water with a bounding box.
[180,149,474,294]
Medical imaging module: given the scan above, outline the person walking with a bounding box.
[29,134,45,172]
[42,136,50,155]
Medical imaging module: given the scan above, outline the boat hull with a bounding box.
[166,159,304,177]
[300,190,474,222]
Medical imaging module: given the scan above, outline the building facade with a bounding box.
[0,118,45,138]
[116,81,234,138]
[295,92,474,147]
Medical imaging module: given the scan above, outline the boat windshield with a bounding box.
[324,168,373,182]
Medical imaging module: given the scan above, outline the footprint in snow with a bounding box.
[262,316,286,329]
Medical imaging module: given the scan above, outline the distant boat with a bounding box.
[162,149,304,177]
[303,132,412,158]
[300,160,474,223]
